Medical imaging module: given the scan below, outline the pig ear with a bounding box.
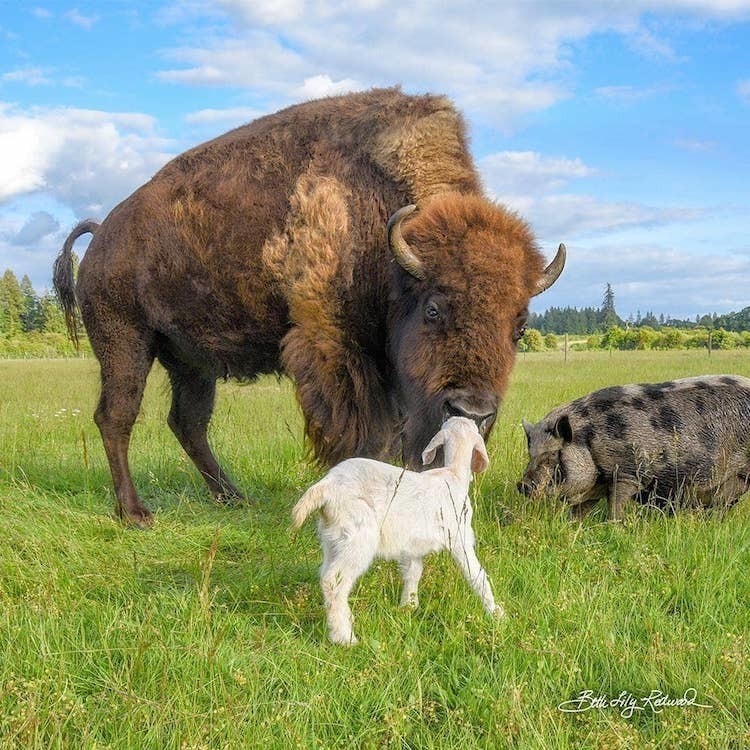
[522,419,533,436]
[422,429,448,466]
[553,414,573,443]
[471,436,490,473]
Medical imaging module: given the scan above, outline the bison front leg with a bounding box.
[164,363,244,504]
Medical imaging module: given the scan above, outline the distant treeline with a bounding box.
[0,268,89,357]
[520,326,750,352]
[1,269,748,358]
[528,306,750,335]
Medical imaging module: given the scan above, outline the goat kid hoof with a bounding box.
[329,633,358,647]
[491,606,506,619]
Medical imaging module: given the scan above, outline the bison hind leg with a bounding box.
[90,322,157,527]
[160,357,245,504]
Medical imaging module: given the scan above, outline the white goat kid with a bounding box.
[292,416,504,645]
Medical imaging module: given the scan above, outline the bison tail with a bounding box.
[52,219,99,347]
[291,483,328,530]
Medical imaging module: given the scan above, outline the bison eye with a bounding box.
[424,300,441,323]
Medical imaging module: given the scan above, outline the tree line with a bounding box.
[529,291,750,335]
[0,268,87,357]
[1,272,747,357]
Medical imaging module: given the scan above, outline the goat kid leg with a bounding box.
[399,556,424,608]
[319,534,376,646]
[451,543,504,618]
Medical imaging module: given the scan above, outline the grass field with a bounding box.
[0,349,748,749]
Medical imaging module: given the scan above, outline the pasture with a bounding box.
[0,350,748,749]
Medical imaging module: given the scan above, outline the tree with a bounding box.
[19,275,42,332]
[0,269,23,337]
[40,291,66,334]
[600,282,620,330]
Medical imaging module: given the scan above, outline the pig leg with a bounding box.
[608,479,638,521]
[571,499,599,520]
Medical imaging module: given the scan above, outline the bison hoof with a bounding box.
[117,506,154,529]
[212,489,248,506]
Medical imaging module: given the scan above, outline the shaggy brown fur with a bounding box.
[53,87,559,526]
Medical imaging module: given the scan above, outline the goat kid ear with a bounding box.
[422,429,448,466]
[471,436,490,474]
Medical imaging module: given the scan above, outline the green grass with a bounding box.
[0,350,748,749]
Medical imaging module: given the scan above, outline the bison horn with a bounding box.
[533,243,566,296]
[387,204,425,280]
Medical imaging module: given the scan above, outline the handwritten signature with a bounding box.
[558,689,712,719]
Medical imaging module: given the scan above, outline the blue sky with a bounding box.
[1,1,748,319]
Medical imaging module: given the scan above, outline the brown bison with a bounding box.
[53,87,565,527]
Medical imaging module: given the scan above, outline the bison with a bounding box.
[53,87,565,527]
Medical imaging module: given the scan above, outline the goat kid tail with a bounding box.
[291,482,328,529]
[52,219,100,347]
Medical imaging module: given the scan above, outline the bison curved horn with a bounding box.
[533,243,566,296]
[387,204,425,280]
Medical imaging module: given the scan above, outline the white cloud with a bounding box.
[152,0,750,127]
[0,103,174,215]
[537,242,750,318]
[481,151,595,199]
[296,75,361,100]
[32,7,53,20]
[738,79,750,103]
[185,106,268,125]
[6,210,60,246]
[673,137,717,151]
[2,67,52,86]
[528,194,705,240]
[217,0,305,24]
[595,84,676,102]
[65,9,99,29]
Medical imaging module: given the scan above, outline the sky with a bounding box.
[0,1,749,320]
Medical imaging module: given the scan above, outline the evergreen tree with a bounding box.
[40,291,67,334]
[19,275,42,332]
[600,282,620,329]
[0,269,23,337]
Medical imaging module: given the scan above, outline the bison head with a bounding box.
[386,193,565,468]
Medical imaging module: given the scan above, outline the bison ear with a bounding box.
[422,429,448,466]
[553,415,573,443]
[471,436,490,474]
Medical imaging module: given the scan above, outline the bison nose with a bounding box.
[443,389,498,434]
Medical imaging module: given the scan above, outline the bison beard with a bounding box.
[53,87,564,526]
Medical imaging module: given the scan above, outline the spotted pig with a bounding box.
[518,375,750,520]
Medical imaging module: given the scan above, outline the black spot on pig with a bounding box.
[605,411,627,438]
[657,405,683,432]
[643,384,667,401]
[631,395,648,410]
[720,376,738,386]
[578,425,596,447]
